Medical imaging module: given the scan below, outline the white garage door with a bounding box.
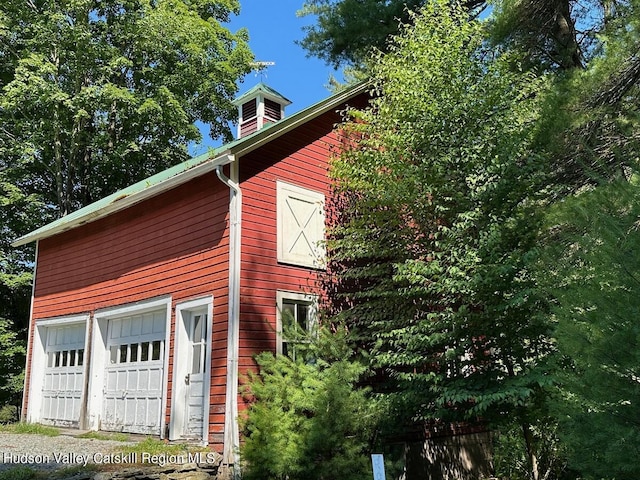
[102,310,166,434]
[41,323,86,427]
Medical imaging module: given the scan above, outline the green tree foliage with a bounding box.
[298,0,488,68]
[0,0,253,412]
[493,420,576,480]
[0,180,39,333]
[326,2,554,476]
[504,4,640,476]
[298,0,601,71]
[535,2,640,193]
[241,336,377,480]
[491,0,639,73]
[490,0,584,71]
[544,180,640,479]
[1,0,253,215]
[245,2,640,478]
[297,0,429,68]
[300,0,640,478]
[0,318,26,415]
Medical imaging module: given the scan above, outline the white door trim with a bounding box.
[170,296,213,444]
[87,296,171,436]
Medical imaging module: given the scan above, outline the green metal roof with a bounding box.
[232,82,292,106]
[12,81,370,247]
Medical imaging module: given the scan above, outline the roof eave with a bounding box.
[11,152,235,247]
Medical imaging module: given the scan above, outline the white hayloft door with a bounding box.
[102,310,166,434]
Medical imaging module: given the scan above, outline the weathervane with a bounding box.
[249,61,275,81]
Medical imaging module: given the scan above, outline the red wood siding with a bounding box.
[26,172,231,450]
[237,108,347,406]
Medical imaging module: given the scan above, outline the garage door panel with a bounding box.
[103,398,116,423]
[131,318,142,336]
[125,399,135,425]
[149,366,162,386]
[141,318,153,335]
[135,400,147,426]
[153,315,164,333]
[103,310,166,435]
[121,318,132,338]
[75,372,84,390]
[41,323,86,428]
[126,371,137,390]
[139,369,149,388]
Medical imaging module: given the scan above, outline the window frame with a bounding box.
[276,291,318,358]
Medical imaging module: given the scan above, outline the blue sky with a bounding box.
[191,0,343,153]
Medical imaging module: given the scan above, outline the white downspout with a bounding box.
[216,161,242,468]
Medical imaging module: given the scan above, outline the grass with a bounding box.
[0,423,59,436]
[48,464,100,478]
[0,465,100,480]
[0,427,212,475]
[0,467,39,480]
[119,437,195,456]
[117,436,213,466]
[76,430,130,442]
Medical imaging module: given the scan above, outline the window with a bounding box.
[43,320,87,370]
[47,348,84,368]
[190,312,207,375]
[109,340,163,364]
[276,291,318,360]
[276,181,326,268]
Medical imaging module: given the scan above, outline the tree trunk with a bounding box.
[522,421,540,480]
[52,47,66,217]
[505,359,541,480]
[552,0,582,70]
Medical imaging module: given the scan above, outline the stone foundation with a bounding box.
[62,454,226,480]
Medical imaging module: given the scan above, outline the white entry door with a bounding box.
[183,309,207,438]
[170,302,211,442]
[41,323,86,427]
[102,310,166,434]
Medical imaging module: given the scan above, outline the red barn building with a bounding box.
[13,82,370,464]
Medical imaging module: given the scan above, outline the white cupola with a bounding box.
[232,83,292,138]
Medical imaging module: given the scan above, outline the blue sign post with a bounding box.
[371,454,386,480]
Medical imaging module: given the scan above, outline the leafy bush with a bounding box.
[241,333,378,480]
[0,404,19,423]
[0,318,26,410]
